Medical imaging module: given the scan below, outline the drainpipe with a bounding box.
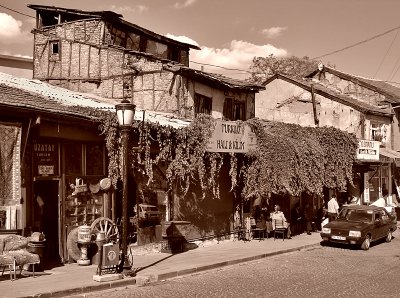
[311,84,319,127]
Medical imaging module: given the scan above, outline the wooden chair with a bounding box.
[253,219,267,241]
[273,219,286,241]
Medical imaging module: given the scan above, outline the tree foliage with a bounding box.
[88,107,357,201]
[243,119,358,197]
[249,54,319,84]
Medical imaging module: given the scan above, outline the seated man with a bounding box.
[270,204,291,239]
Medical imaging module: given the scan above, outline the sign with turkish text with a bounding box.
[206,120,257,153]
[32,141,59,176]
[356,140,379,161]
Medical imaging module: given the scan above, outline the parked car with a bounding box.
[320,205,397,250]
[133,203,161,223]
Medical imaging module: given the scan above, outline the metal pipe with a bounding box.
[120,126,131,273]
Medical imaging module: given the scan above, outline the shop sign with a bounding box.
[356,140,379,161]
[33,141,59,176]
[206,120,257,153]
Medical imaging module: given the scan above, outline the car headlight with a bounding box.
[322,227,331,234]
[349,230,361,237]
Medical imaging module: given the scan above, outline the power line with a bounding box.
[0,4,35,19]
[190,60,251,73]
[312,24,400,60]
[374,29,399,78]
[388,55,400,81]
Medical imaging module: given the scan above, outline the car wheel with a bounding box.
[361,235,371,250]
[386,230,393,242]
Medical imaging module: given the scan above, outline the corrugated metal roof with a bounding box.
[0,72,191,128]
[263,74,394,117]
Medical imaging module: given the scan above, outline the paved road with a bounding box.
[69,237,400,298]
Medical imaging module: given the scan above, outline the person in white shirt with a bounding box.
[327,195,339,221]
[270,204,291,239]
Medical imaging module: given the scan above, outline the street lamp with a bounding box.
[115,99,136,274]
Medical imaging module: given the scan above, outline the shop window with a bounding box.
[86,144,105,175]
[223,98,245,120]
[194,93,212,115]
[64,143,83,175]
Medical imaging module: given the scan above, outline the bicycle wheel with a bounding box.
[90,217,120,243]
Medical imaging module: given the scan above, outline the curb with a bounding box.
[19,242,321,297]
[151,242,321,283]
[19,277,137,298]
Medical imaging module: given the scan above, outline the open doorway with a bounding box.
[33,180,60,267]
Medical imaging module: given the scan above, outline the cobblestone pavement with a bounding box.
[68,231,400,298]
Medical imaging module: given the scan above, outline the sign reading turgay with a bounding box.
[206,120,257,153]
[356,140,380,161]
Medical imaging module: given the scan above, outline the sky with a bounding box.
[1,0,400,84]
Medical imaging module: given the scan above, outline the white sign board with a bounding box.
[356,140,380,161]
[206,120,257,153]
[38,165,54,175]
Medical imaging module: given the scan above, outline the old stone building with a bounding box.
[28,4,262,121]
[256,67,400,216]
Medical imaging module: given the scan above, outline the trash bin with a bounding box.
[27,240,46,271]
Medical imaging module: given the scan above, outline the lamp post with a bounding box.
[115,99,136,274]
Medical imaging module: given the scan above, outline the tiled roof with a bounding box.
[307,66,400,103]
[165,65,264,91]
[263,74,393,117]
[0,83,98,120]
[0,72,191,128]
[27,4,200,50]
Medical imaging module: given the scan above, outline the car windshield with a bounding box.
[338,209,373,223]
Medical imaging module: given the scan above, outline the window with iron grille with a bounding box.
[194,93,212,115]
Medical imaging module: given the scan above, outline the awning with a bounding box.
[379,147,400,160]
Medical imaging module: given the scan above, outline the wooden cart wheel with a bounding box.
[90,217,119,243]
[67,227,81,262]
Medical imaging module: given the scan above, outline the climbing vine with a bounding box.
[79,106,358,202]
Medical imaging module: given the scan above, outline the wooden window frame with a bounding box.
[49,40,61,61]
[223,98,246,120]
[194,93,212,116]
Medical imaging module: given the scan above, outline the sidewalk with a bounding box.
[0,232,322,298]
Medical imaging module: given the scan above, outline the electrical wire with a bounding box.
[189,60,251,73]
[388,56,400,81]
[0,4,35,19]
[373,29,399,78]
[312,24,400,60]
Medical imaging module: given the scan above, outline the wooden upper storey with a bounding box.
[28,4,200,66]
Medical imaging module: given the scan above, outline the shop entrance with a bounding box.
[33,180,60,267]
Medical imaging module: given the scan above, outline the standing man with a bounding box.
[327,195,339,222]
